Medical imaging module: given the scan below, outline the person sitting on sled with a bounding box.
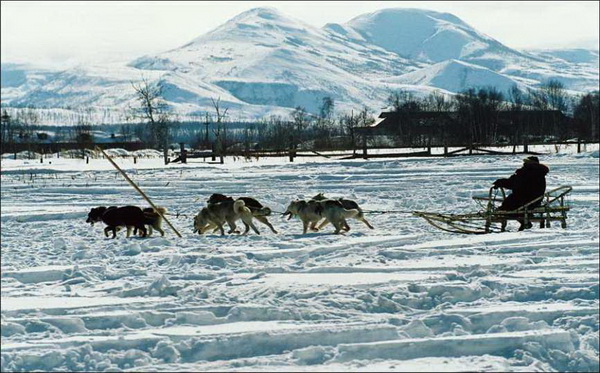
[492,156,550,230]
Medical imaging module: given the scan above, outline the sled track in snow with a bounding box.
[1,154,599,371]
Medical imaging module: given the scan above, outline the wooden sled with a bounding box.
[414,185,572,234]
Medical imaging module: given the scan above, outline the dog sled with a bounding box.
[413,185,572,234]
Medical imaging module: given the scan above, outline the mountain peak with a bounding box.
[233,7,286,21]
[187,6,312,45]
[338,7,507,63]
[349,8,468,26]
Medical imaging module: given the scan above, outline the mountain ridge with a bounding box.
[1,7,598,122]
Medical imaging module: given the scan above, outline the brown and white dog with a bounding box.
[193,199,260,236]
[207,193,277,234]
[311,193,374,230]
[284,198,360,234]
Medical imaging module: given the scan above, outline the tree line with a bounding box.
[383,80,598,146]
[1,79,598,159]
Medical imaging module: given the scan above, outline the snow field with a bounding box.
[1,150,598,371]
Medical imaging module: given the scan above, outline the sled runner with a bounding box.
[413,185,572,234]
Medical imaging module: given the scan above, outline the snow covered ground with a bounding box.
[1,145,599,371]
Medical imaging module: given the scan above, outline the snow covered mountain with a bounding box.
[326,8,527,64]
[128,7,423,115]
[1,7,598,122]
[387,59,527,93]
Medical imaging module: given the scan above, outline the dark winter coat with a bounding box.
[494,162,550,211]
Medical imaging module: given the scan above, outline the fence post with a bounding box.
[577,139,581,153]
[288,136,295,162]
[179,142,187,164]
[444,146,448,156]
[362,134,368,159]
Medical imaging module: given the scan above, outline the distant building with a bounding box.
[356,109,569,145]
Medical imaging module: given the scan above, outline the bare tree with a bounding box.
[426,90,453,112]
[290,106,311,148]
[131,77,171,164]
[1,110,14,149]
[72,111,94,159]
[574,91,599,140]
[210,97,229,164]
[543,79,569,114]
[120,124,133,142]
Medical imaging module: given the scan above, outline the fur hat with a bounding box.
[523,156,540,164]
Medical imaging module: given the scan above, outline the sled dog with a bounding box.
[284,199,359,234]
[87,205,166,238]
[311,193,374,230]
[193,199,259,235]
[207,193,277,233]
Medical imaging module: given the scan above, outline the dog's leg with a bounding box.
[242,222,250,235]
[154,224,164,237]
[360,217,374,229]
[111,227,117,239]
[226,219,239,234]
[214,220,226,236]
[147,225,154,237]
[256,216,277,234]
[302,220,309,234]
[126,226,132,238]
[343,218,351,231]
[333,221,344,234]
[316,219,329,230]
[242,214,260,235]
[104,227,111,238]
[135,224,147,237]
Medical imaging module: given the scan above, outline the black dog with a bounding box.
[86,206,117,224]
[87,206,148,239]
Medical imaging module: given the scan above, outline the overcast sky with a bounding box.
[2,1,599,68]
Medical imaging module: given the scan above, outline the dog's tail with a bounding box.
[253,207,271,216]
[233,199,248,214]
[343,208,360,219]
[144,207,167,221]
[154,206,167,215]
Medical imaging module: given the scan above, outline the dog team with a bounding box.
[86,193,374,238]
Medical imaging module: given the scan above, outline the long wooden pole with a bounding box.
[95,146,182,238]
